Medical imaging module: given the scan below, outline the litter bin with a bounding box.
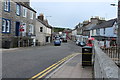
[2,41,11,49]
[82,46,92,66]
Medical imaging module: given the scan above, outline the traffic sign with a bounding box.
[19,29,24,32]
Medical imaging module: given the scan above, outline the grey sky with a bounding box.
[30,1,117,29]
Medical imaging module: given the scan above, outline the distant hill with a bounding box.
[53,27,65,32]
[53,27,71,32]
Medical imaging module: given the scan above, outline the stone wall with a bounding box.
[93,40,120,79]
[1,0,36,48]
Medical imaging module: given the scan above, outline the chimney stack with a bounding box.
[90,18,99,24]
[38,13,44,21]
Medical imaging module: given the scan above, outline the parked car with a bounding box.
[78,42,86,47]
[54,39,61,46]
[76,40,80,45]
[62,38,67,43]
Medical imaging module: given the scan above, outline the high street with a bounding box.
[2,41,82,78]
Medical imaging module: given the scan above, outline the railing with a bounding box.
[101,47,120,66]
[93,40,120,79]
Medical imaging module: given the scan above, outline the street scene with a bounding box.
[0,0,120,80]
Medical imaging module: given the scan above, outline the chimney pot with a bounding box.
[38,13,44,21]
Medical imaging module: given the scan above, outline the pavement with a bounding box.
[47,53,93,79]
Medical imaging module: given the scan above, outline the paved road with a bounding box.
[2,41,82,78]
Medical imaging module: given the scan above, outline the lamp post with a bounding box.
[118,0,120,66]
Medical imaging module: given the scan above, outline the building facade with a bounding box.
[36,14,52,46]
[90,18,117,47]
[1,0,36,48]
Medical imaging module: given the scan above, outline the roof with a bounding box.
[91,18,117,30]
[85,24,96,30]
[17,2,37,13]
[37,19,52,29]
[83,23,96,31]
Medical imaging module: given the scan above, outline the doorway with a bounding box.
[15,22,20,36]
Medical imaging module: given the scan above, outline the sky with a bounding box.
[30,0,118,29]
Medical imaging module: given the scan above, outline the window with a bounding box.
[2,19,6,32]
[30,11,34,19]
[29,24,34,34]
[104,28,105,34]
[22,23,26,36]
[2,18,10,33]
[16,4,20,16]
[96,29,100,35]
[4,0,10,12]
[40,27,43,32]
[23,7,27,17]
[6,20,10,32]
[23,23,26,32]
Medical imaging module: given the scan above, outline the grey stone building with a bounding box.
[0,0,36,48]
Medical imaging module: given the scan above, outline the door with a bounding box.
[15,22,20,36]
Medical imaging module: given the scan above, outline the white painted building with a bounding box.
[35,14,52,46]
[90,19,117,47]
[71,29,77,41]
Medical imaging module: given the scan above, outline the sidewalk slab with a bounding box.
[48,54,93,78]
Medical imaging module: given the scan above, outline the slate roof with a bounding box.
[91,18,117,30]
[37,19,52,29]
[17,2,37,13]
[84,23,96,31]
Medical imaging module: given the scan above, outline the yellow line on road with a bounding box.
[35,58,68,80]
[29,53,81,80]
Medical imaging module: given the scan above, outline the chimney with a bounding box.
[38,13,44,21]
[90,18,99,24]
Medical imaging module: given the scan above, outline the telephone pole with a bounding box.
[118,0,120,65]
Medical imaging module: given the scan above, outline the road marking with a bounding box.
[29,53,81,80]
[29,55,73,79]
[35,58,67,79]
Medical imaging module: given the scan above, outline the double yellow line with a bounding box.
[29,53,81,80]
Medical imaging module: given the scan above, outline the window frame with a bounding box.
[29,24,34,34]
[2,18,11,33]
[40,27,43,32]
[6,20,10,33]
[4,0,10,12]
[2,19,6,33]
[30,11,34,19]
[23,7,27,17]
[22,23,26,36]
[16,3,21,16]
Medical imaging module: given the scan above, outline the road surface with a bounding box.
[2,41,82,79]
